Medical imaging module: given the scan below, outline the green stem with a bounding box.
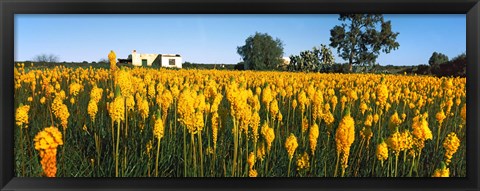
[395,154,399,177]
[198,131,204,177]
[408,155,415,177]
[20,126,25,176]
[155,138,161,177]
[191,133,197,177]
[115,121,120,177]
[183,125,187,176]
[232,118,238,177]
[288,158,292,177]
[334,151,340,177]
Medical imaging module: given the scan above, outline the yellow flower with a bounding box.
[364,114,373,127]
[69,82,82,96]
[301,117,309,134]
[177,88,196,134]
[376,83,389,106]
[322,111,335,126]
[247,152,256,169]
[390,111,402,126]
[292,99,298,110]
[285,133,298,161]
[16,104,30,127]
[108,50,117,71]
[296,152,310,171]
[212,112,219,149]
[40,97,46,104]
[261,122,275,152]
[309,123,319,155]
[376,140,388,163]
[262,86,273,107]
[51,96,70,129]
[443,132,460,165]
[460,104,466,122]
[153,117,164,140]
[335,109,355,169]
[125,95,135,112]
[269,100,279,118]
[432,162,449,177]
[33,126,63,177]
[373,114,379,124]
[399,130,413,152]
[160,90,173,119]
[256,143,266,161]
[412,115,432,141]
[436,110,446,125]
[108,95,125,123]
[248,169,258,177]
[386,131,401,155]
[137,96,149,120]
[298,90,308,113]
[146,140,153,156]
[359,102,368,115]
[336,111,355,154]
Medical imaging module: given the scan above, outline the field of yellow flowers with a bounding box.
[14,53,466,177]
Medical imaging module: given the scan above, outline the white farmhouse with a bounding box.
[125,50,182,68]
[282,57,291,65]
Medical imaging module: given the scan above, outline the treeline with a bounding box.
[401,52,466,77]
[236,14,400,73]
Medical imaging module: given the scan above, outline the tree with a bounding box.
[319,44,335,71]
[428,52,449,75]
[98,58,109,63]
[33,54,60,63]
[329,14,400,72]
[237,32,284,70]
[288,44,335,72]
[428,52,449,66]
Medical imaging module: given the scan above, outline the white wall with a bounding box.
[131,51,182,68]
[160,55,182,68]
[131,51,159,66]
[131,51,141,66]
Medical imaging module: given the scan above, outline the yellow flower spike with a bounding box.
[16,104,30,127]
[443,132,460,165]
[296,152,310,171]
[335,107,355,172]
[33,126,63,177]
[261,122,275,152]
[432,162,449,177]
[376,140,388,165]
[309,123,319,155]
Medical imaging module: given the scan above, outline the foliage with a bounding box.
[432,53,466,77]
[288,44,335,72]
[33,54,60,63]
[428,52,449,66]
[237,32,284,70]
[329,14,400,72]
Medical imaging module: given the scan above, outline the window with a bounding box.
[169,59,175,65]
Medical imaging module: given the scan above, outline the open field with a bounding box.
[14,64,466,177]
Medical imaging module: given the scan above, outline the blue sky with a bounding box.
[15,14,466,66]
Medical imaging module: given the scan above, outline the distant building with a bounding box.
[118,50,182,68]
[282,57,291,65]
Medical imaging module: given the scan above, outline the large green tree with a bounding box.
[330,14,400,72]
[237,32,284,70]
[428,52,449,66]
